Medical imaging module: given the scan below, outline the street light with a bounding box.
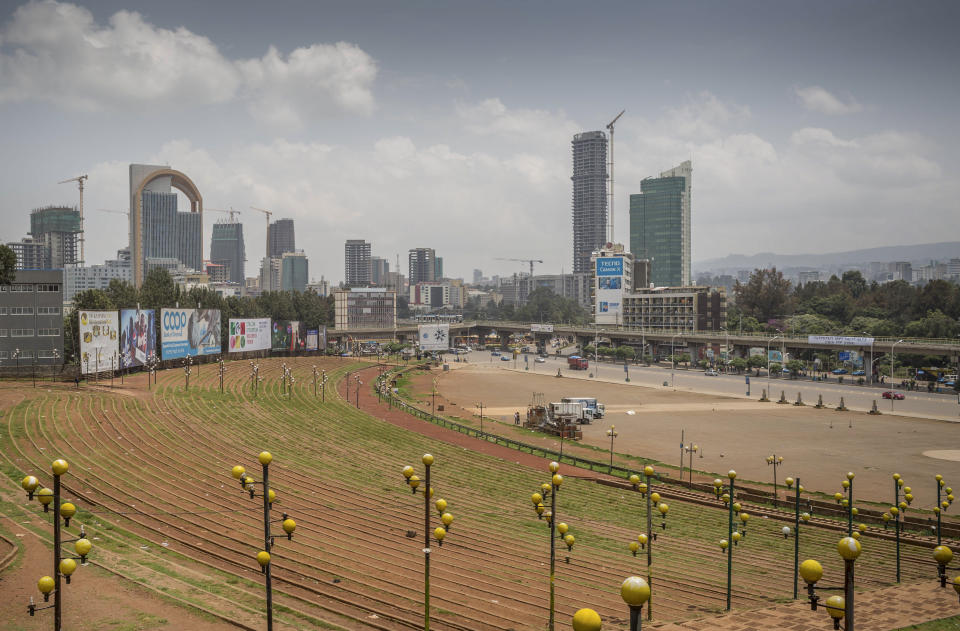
[606,426,618,472]
[528,461,575,631]
[670,334,682,389]
[766,454,784,507]
[833,472,856,536]
[891,339,905,409]
[628,465,667,621]
[145,353,159,390]
[782,476,811,599]
[767,335,781,398]
[218,358,226,393]
[933,474,954,545]
[886,472,913,582]
[182,356,193,391]
[620,576,651,631]
[682,441,699,484]
[716,470,742,611]
[800,537,861,630]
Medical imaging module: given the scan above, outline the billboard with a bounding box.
[418,324,449,351]
[160,309,221,360]
[305,326,327,352]
[228,318,271,353]
[119,308,156,367]
[78,310,119,374]
[595,256,624,324]
[531,324,554,333]
[272,320,307,352]
[808,335,874,346]
[768,350,783,363]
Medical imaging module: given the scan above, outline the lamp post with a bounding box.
[182,356,192,391]
[476,402,485,435]
[145,354,159,391]
[682,441,698,484]
[249,361,262,397]
[766,454,784,506]
[886,473,912,582]
[621,576,651,630]
[528,462,575,631]
[52,349,60,383]
[355,375,361,408]
[110,352,115,388]
[628,465,666,621]
[321,369,327,403]
[14,347,21,380]
[21,458,93,630]
[670,334,681,389]
[833,472,856,536]
[229,452,297,631]
[766,335,781,397]
[716,470,742,611]
[402,454,456,631]
[218,358,225,393]
[800,536,861,630]
[933,474,954,545]
[606,426,618,472]
[782,476,811,599]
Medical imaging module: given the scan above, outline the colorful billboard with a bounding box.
[161,309,221,360]
[228,318,271,353]
[119,308,156,367]
[305,326,326,352]
[418,324,449,351]
[595,256,624,324]
[78,310,119,374]
[271,320,306,352]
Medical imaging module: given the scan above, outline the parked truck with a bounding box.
[524,401,585,439]
[567,355,589,370]
[561,397,605,420]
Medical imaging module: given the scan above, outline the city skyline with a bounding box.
[1,0,958,285]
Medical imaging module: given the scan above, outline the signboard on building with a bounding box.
[749,347,765,358]
[530,324,554,333]
[78,310,119,374]
[595,256,624,323]
[418,324,449,351]
[271,321,307,352]
[160,308,221,360]
[838,351,851,361]
[808,335,875,346]
[228,318,271,353]
[768,350,783,363]
[306,329,319,351]
[119,308,156,367]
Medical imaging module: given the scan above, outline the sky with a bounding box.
[0,0,958,283]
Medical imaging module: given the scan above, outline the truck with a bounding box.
[525,402,584,439]
[567,355,589,370]
[562,397,605,420]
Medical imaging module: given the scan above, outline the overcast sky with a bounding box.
[1,0,958,283]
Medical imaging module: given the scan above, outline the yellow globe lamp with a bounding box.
[801,512,811,522]
[851,531,861,541]
[536,503,545,516]
[531,492,543,505]
[564,534,575,549]
[571,607,602,631]
[436,498,448,513]
[638,533,648,546]
[953,576,960,596]
[60,502,77,526]
[732,531,742,544]
[282,518,296,536]
[638,483,648,495]
[658,503,669,516]
[785,477,795,488]
[851,508,858,516]
[75,538,92,560]
[846,472,855,480]
[858,523,867,533]
[557,522,569,535]
[38,575,55,597]
[428,487,435,498]
[904,486,912,494]
[948,487,954,495]
[837,536,861,561]
[899,501,908,511]
[434,527,447,544]
[799,485,805,493]
[408,475,420,491]
[231,465,246,480]
[644,465,654,477]
[549,461,560,473]
[51,459,69,476]
[728,470,737,479]
[833,492,843,503]
[893,472,901,481]
[402,465,415,479]
[422,453,434,466]
[258,451,272,466]
[541,483,552,494]
[629,541,639,555]
[898,478,904,487]
[905,493,914,504]
[713,478,723,488]
[719,539,728,550]
[936,507,942,514]
[268,489,276,504]
[59,558,77,582]
[441,512,454,528]
[950,494,955,504]
[620,576,651,607]
[825,595,845,621]
[841,499,849,508]
[890,506,899,516]
[544,511,553,523]
[740,512,750,524]
[552,474,563,487]
[766,455,774,464]
[243,476,255,491]
[944,501,952,510]
[629,474,640,485]
[721,493,730,504]
[934,545,953,566]
[21,475,39,493]
[841,480,850,489]
[37,487,53,507]
[650,492,661,505]
[936,474,943,482]
[882,512,891,522]
[256,551,271,567]
[799,559,823,584]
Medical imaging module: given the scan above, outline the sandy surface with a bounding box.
[430,363,960,507]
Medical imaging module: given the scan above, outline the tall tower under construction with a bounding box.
[571,131,608,274]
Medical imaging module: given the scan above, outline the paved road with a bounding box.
[474,352,960,422]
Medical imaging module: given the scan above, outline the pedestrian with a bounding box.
[74,374,79,389]
[514,411,520,425]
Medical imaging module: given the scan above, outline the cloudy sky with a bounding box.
[1,0,958,282]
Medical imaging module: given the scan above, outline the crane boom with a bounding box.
[606,109,625,244]
[251,206,274,261]
[494,257,544,277]
[207,207,241,222]
[58,174,88,266]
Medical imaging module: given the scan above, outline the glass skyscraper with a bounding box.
[210,221,246,284]
[629,160,692,287]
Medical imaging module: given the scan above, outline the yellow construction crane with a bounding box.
[58,174,88,265]
[207,207,241,222]
[495,257,544,278]
[250,206,273,259]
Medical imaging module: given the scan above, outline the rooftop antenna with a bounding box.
[606,110,625,243]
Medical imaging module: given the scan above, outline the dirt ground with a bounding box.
[427,363,960,507]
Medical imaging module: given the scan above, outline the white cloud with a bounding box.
[0,0,376,125]
[795,86,863,115]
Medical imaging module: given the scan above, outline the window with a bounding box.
[10,307,34,315]
[10,284,33,292]
[0,351,7,359]
[38,328,60,336]
[37,306,60,315]
[38,350,57,359]
[11,329,34,337]
[0,307,6,315]
[0,329,6,337]
[18,350,33,359]
[37,284,61,292]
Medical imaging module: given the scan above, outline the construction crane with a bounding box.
[58,174,88,265]
[495,257,544,277]
[606,109,625,243]
[206,207,241,222]
[250,206,273,260]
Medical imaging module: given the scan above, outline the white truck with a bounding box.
[561,397,605,420]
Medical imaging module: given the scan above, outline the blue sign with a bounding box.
[596,257,623,276]
[838,351,851,361]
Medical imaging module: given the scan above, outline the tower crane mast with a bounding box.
[58,174,88,265]
[606,110,625,243]
[250,207,274,261]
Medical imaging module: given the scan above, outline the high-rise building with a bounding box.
[7,237,48,270]
[129,164,203,287]
[473,269,483,284]
[344,239,372,287]
[370,256,390,286]
[629,160,692,287]
[259,257,282,292]
[334,287,396,329]
[281,251,309,292]
[268,219,296,258]
[571,131,608,275]
[30,206,81,268]
[408,248,437,285]
[209,221,246,284]
[434,256,444,280]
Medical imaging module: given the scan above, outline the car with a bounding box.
[500,355,510,361]
[882,391,906,400]
[852,370,865,376]
[491,350,501,356]
[832,368,848,375]
[535,357,546,363]
[704,369,719,376]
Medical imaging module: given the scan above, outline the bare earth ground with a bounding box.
[422,363,960,508]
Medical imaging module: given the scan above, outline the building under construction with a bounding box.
[571,131,608,275]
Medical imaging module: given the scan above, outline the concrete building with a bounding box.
[30,206,81,268]
[63,248,132,305]
[621,286,726,332]
[370,256,390,287]
[473,269,483,284]
[209,221,246,284]
[0,270,64,368]
[281,251,309,292]
[889,261,913,283]
[259,257,282,292]
[334,287,396,329]
[268,219,296,258]
[629,160,692,287]
[344,239,372,287]
[129,164,203,287]
[434,256,444,280]
[409,281,466,311]
[591,244,635,325]
[571,131,608,275]
[798,271,821,286]
[8,237,48,270]
[307,276,330,297]
[409,248,437,285]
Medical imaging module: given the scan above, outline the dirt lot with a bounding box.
[428,363,960,507]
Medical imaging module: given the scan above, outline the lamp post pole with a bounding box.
[767,335,781,397]
[607,426,617,472]
[670,334,681,389]
[891,339,904,410]
[726,470,736,611]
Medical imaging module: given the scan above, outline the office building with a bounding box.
[209,221,246,284]
[370,256,390,287]
[473,269,483,284]
[281,251,309,292]
[334,287,396,329]
[409,281,466,311]
[889,261,912,283]
[409,248,437,285]
[268,218,296,257]
[30,206,81,268]
[63,248,132,305]
[434,256,444,280]
[129,164,203,286]
[798,271,821,286]
[621,286,726,332]
[307,276,330,297]
[8,237,48,270]
[260,257,282,292]
[0,270,64,368]
[629,160,692,287]
[344,239,372,287]
[591,244,635,325]
[571,131,608,275]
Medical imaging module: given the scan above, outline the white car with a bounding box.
[535,357,546,363]
[704,369,719,376]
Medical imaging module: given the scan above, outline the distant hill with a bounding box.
[695,242,960,273]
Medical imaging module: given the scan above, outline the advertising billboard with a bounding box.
[595,256,624,324]
[768,350,783,363]
[78,310,119,374]
[418,324,449,351]
[272,320,307,352]
[808,335,874,346]
[305,326,326,352]
[119,308,156,367]
[228,318,271,353]
[530,324,554,333]
[160,309,221,360]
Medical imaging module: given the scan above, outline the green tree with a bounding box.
[786,313,837,335]
[733,268,793,324]
[747,354,766,375]
[729,357,748,373]
[0,244,16,285]
[786,359,805,378]
[904,310,959,339]
[841,270,868,299]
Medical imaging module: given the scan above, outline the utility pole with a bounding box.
[58,175,88,265]
[606,110,625,243]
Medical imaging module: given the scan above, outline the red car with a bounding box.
[882,391,905,400]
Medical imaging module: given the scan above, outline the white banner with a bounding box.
[531,324,554,333]
[79,310,119,374]
[228,318,271,353]
[418,324,449,351]
[808,335,875,346]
